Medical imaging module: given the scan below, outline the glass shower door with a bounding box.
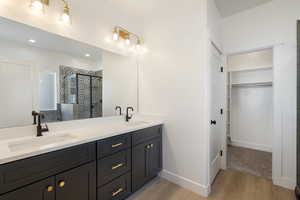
[77,74,91,119]
[91,76,102,118]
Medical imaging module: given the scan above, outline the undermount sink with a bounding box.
[124,121,149,126]
[8,133,76,152]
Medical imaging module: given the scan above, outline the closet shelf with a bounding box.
[232,81,273,87]
[229,65,273,72]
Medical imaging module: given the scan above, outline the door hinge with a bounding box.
[220,108,223,115]
[220,66,224,72]
[220,150,223,157]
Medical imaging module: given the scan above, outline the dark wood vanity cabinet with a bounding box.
[0,162,96,200]
[55,162,96,200]
[0,125,162,200]
[132,126,162,192]
[0,177,55,200]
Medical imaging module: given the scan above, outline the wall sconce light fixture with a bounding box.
[112,26,145,53]
[30,0,48,13]
[60,0,71,24]
[30,0,71,24]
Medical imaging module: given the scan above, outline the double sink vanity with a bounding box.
[0,117,163,200]
[0,17,163,200]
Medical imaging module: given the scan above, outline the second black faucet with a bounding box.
[126,107,134,122]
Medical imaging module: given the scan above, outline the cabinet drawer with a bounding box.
[132,125,162,146]
[97,173,131,200]
[98,149,131,186]
[97,134,131,158]
[0,142,96,195]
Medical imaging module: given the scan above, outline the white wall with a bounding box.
[0,38,99,112]
[0,0,144,56]
[0,38,99,72]
[102,51,138,116]
[207,0,222,48]
[138,0,211,196]
[231,86,273,152]
[0,61,36,128]
[221,0,299,189]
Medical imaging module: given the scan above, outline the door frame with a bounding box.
[225,44,278,186]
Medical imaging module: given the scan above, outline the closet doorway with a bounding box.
[227,48,273,179]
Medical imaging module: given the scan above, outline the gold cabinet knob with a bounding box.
[58,181,66,188]
[47,185,54,192]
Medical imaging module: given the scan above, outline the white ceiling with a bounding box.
[214,0,272,18]
[0,17,103,61]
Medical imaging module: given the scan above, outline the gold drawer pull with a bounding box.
[47,185,54,192]
[112,188,124,197]
[112,163,124,170]
[58,181,65,188]
[112,143,123,148]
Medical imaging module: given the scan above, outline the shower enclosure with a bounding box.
[62,72,102,120]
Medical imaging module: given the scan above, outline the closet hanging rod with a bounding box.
[232,81,273,87]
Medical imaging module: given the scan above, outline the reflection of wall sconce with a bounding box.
[29,0,71,24]
[112,26,146,52]
[30,0,48,13]
[60,0,71,24]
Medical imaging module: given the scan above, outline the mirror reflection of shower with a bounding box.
[59,66,102,121]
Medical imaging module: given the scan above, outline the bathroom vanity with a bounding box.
[0,16,162,200]
[0,123,162,200]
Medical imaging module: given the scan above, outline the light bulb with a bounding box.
[30,0,44,12]
[60,4,71,24]
[136,40,141,50]
[29,39,36,43]
[61,12,70,23]
[112,32,119,41]
[135,44,141,50]
[125,38,131,46]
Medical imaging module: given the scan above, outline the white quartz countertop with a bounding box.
[0,116,163,165]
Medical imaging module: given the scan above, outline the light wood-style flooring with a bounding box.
[128,169,296,200]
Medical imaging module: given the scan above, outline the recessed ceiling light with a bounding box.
[29,39,36,43]
[85,53,91,57]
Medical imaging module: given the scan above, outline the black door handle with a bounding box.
[211,120,216,125]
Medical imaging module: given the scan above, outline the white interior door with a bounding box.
[209,45,226,184]
[0,61,37,128]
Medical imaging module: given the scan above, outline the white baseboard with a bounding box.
[230,140,272,152]
[273,177,296,190]
[159,169,210,197]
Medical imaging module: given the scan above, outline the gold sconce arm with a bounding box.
[114,26,142,43]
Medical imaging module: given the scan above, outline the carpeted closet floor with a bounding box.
[228,145,272,179]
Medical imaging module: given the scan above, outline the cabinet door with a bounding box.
[147,138,162,177]
[132,137,162,192]
[0,177,55,200]
[56,162,96,200]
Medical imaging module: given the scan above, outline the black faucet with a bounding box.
[35,112,49,137]
[115,106,122,116]
[126,107,134,122]
[32,111,39,125]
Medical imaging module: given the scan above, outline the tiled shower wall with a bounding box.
[59,65,103,120]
